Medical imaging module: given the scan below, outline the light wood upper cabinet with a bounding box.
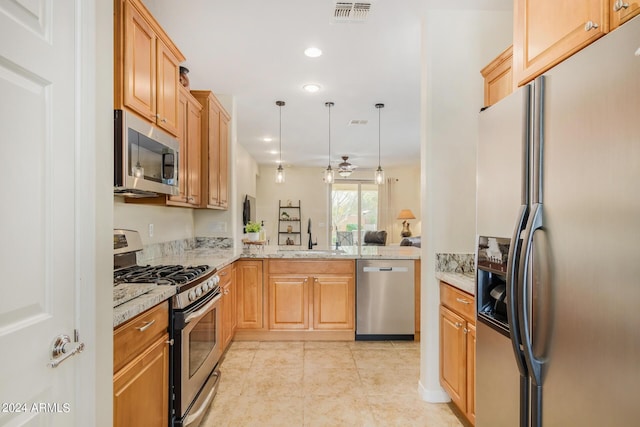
[513,0,608,86]
[235,260,264,329]
[115,0,184,136]
[168,86,202,207]
[611,0,640,29]
[155,40,180,136]
[191,91,231,210]
[481,46,513,108]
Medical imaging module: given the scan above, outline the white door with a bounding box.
[0,1,97,425]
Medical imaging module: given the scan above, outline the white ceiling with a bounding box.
[143,0,511,171]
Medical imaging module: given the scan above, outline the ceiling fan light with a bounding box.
[339,169,352,178]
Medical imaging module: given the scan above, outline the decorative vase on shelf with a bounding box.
[247,232,259,241]
[287,225,293,233]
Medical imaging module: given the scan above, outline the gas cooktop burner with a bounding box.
[114,264,211,286]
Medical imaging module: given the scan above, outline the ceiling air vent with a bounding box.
[348,119,368,125]
[333,2,372,23]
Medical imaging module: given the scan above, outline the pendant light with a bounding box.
[324,102,335,184]
[374,103,385,185]
[275,100,285,183]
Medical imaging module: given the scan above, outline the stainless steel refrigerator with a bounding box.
[475,16,640,427]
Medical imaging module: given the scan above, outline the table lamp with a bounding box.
[397,209,416,237]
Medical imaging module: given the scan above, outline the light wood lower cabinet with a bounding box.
[267,260,355,332]
[439,282,475,425]
[220,263,237,352]
[235,260,264,329]
[113,301,169,427]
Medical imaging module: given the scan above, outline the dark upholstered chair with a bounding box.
[363,230,387,246]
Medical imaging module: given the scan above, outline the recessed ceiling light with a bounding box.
[303,84,321,93]
[263,137,272,142]
[304,47,322,58]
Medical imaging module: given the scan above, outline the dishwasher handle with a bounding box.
[362,266,409,273]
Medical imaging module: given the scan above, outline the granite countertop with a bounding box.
[113,245,421,328]
[435,271,475,295]
[113,285,176,328]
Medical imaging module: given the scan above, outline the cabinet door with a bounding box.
[611,0,640,30]
[514,0,608,86]
[123,1,156,121]
[312,275,354,330]
[466,322,476,425]
[221,281,232,351]
[186,97,202,206]
[236,260,263,329]
[480,46,513,107]
[169,87,189,204]
[207,101,221,207]
[155,39,180,136]
[113,334,169,427]
[440,305,466,411]
[269,276,310,329]
[218,112,229,208]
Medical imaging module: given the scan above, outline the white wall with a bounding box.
[113,198,194,244]
[255,165,421,247]
[419,8,512,402]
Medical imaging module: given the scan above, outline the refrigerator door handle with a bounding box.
[507,204,530,427]
[507,203,528,377]
[519,202,544,427]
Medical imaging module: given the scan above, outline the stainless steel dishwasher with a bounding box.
[356,259,415,340]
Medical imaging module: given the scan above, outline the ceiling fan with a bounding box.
[337,156,357,177]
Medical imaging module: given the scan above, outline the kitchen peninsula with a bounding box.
[114,244,421,337]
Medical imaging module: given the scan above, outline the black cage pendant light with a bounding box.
[275,100,286,183]
[374,103,385,185]
[324,102,335,184]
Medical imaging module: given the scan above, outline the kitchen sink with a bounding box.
[277,249,346,256]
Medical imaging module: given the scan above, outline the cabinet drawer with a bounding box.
[114,301,169,372]
[268,259,354,275]
[218,264,233,286]
[440,282,474,323]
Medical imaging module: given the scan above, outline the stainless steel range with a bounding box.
[113,229,222,427]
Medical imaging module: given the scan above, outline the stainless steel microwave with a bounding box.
[114,109,179,197]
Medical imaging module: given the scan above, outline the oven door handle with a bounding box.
[184,293,221,324]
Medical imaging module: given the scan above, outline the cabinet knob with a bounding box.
[584,21,599,31]
[614,0,629,11]
[463,328,469,334]
[455,322,462,328]
[161,118,167,123]
[224,289,229,295]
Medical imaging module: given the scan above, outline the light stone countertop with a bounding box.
[113,245,421,328]
[435,271,475,295]
[113,285,176,328]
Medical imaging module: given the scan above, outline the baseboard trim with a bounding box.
[418,380,451,403]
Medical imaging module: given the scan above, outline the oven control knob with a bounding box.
[214,275,220,285]
[207,279,214,290]
[195,286,203,297]
[204,280,211,291]
[188,290,196,301]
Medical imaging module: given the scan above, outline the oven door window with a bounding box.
[188,305,218,377]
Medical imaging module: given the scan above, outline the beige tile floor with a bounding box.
[201,340,464,427]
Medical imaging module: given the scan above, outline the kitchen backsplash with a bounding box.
[137,237,233,263]
[435,253,475,274]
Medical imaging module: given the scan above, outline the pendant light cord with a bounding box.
[378,106,381,167]
[279,104,282,164]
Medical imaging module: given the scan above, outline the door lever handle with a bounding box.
[47,334,85,368]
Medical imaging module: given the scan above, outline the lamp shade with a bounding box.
[397,209,416,220]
